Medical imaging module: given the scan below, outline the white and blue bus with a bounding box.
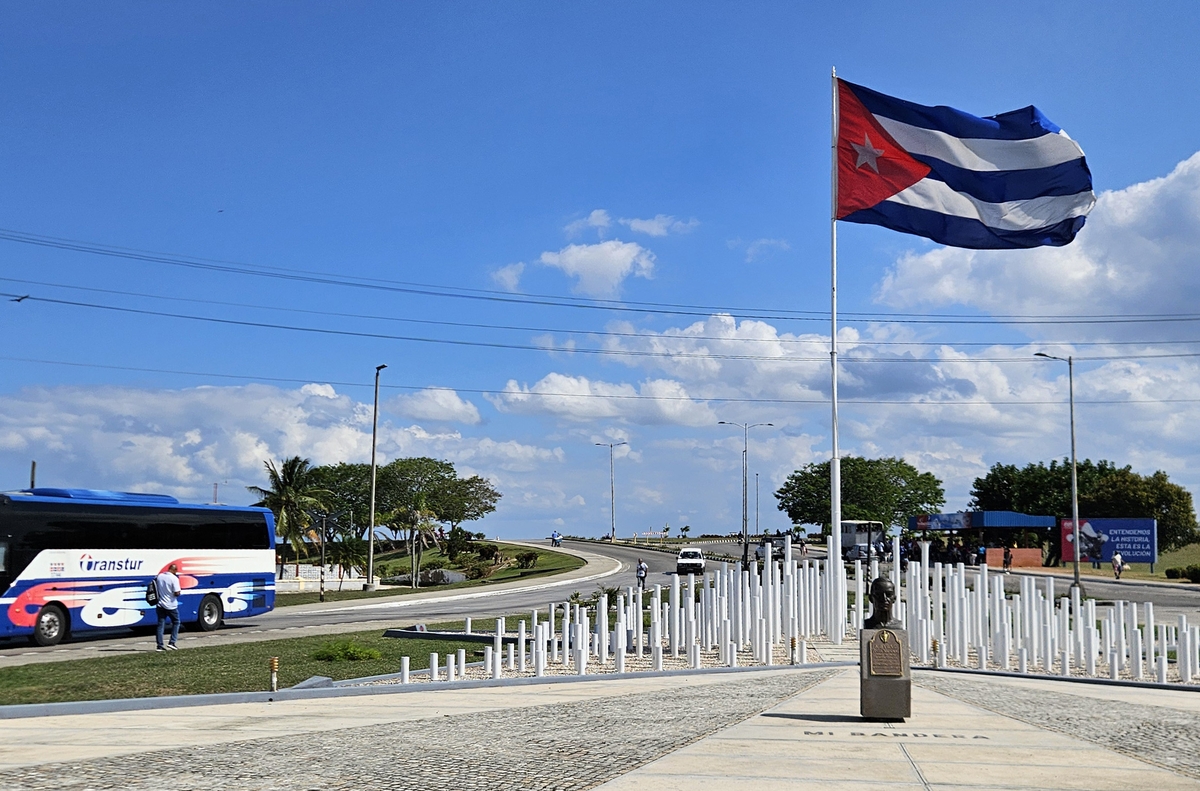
[0,488,276,646]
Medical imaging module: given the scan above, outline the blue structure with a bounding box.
[908,511,1056,531]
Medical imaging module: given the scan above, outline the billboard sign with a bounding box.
[1060,518,1157,564]
[914,513,972,531]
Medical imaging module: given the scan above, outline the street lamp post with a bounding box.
[718,421,774,570]
[595,441,628,542]
[1035,352,1081,591]
[366,363,387,591]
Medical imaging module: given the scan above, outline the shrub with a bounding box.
[1166,567,1182,579]
[476,544,499,563]
[1185,565,1200,584]
[421,558,448,571]
[461,558,493,580]
[311,639,383,662]
[515,550,539,569]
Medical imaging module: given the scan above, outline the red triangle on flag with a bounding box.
[836,80,930,219]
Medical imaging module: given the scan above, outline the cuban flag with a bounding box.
[836,79,1095,249]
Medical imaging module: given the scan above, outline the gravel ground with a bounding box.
[2,670,837,791]
[916,673,1200,780]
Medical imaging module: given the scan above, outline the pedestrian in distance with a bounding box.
[1112,551,1124,580]
[1003,545,1013,573]
[155,562,182,651]
[636,558,648,589]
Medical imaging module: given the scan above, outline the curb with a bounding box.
[913,664,1200,693]
[0,661,855,721]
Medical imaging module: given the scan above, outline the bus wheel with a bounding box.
[31,604,68,647]
[196,595,223,632]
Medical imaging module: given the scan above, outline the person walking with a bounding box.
[1112,551,1124,580]
[155,563,182,651]
[635,558,648,590]
[1003,545,1013,573]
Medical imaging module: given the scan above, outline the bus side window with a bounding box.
[0,541,7,573]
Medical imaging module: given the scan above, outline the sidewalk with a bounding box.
[3,665,1199,789]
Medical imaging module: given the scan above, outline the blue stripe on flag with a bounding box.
[917,156,1093,204]
[846,81,1062,141]
[841,201,1087,250]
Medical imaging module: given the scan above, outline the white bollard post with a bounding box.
[1131,629,1143,680]
[457,648,466,678]
[430,652,440,682]
[507,642,515,671]
[484,646,493,676]
[519,620,527,673]
[799,639,808,665]
[465,617,472,635]
[1157,654,1168,684]
[1109,652,1119,680]
[1018,647,1027,674]
[653,644,663,671]
[401,655,410,684]
[446,653,456,682]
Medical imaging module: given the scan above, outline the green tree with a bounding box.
[308,462,371,537]
[775,456,945,535]
[970,459,1199,551]
[246,457,329,558]
[434,475,501,529]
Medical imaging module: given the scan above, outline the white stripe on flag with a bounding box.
[875,116,1085,172]
[885,178,1095,231]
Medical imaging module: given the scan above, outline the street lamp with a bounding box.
[366,363,387,591]
[595,441,628,542]
[718,421,774,570]
[1035,352,1081,591]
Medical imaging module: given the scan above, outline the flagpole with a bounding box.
[829,66,843,644]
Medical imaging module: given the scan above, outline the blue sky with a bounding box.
[3,2,1200,538]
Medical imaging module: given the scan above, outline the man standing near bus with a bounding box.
[155,563,182,651]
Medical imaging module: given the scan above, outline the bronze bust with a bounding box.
[863,577,901,629]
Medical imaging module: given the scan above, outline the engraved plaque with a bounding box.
[869,629,903,676]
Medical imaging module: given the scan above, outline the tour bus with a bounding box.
[0,488,276,646]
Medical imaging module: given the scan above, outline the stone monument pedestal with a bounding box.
[860,627,911,721]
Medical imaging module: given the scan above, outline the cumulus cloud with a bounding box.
[745,238,790,263]
[390,388,481,425]
[876,151,1200,341]
[0,383,561,503]
[490,262,524,292]
[539,240,655,297]
[619,214,699,237]
[564,209,612,237]
[490,373,716,426]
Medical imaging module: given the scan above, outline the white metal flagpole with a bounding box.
[829,66,844,644]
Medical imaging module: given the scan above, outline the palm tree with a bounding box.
[247,457,329,563]
[396,494,439,588]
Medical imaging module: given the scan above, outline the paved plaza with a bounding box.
[2,666,1200,789]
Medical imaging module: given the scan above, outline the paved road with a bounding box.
[0,540,675,665]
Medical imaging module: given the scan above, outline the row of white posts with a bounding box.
[394,535,1199,687]
[900,541,1200,684]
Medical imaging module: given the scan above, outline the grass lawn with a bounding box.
[0,625,484,706]
[276,542,584,606]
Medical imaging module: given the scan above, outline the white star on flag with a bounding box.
[850,133,884,173]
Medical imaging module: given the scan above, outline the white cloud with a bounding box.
[490,373,716,426]
[876,151,1200,341]
[619,214,699,237]
[539,240,655,297]
[745,238,790,263]
[490,262,524,292]
[564,209,612,237]
[390,388,481,425]
[0,383,561,504]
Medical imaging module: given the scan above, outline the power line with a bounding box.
[9,291,1200,363]
[2,354,1198,407]
[7,275,1200,350]
[7,226,1200,326]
